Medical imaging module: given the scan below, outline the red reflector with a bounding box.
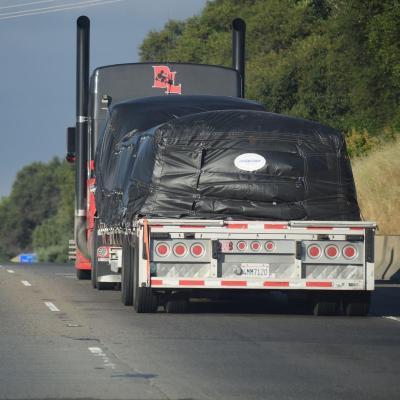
[179,279,205,286]
[226,224,248,229]
[263,281,289,287]
[307,244,321,259]
[155,243,170,257]
[151,279,163,285]
[173,243,187,257]
[306,281,333,288]
[325,245,339,259]
[221,280,247,287]
[251,241,261,251]
[237,241,247,251]
[264,224,288,230]
[190,243,205,258]
[343,245,357,259]
[265,241,275,251]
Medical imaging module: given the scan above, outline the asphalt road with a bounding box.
[0,262,399,400]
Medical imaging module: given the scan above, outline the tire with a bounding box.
[133,238,158,313]
[165,299,189,313]
[343,291,371,316]
[121,237,134,306]
[312,293,340,316]
[76,268,91,280]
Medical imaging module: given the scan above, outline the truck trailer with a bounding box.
[67,16,375,315]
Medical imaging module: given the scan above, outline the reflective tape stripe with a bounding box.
[306,281,333,287]
[225,224,248,229]
[221,280,247,287]
[179,279,205,286]
[264,224,288,230]
[77,115,88,123]
[264,281,289,287]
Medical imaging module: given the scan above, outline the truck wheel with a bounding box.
[91,259,97,288]
[312,293,340,316]
[91,224,98,289]
[165,299,189,313]
[343,292,371,316]
[76,269,91,280]
[133,241,158,313]
[121,237,134,306]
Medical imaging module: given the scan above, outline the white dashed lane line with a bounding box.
[7,269,15,274]
[384,316,400,323]
[21,280,32,287]
[88,347,116,369]
[44,301,60,312]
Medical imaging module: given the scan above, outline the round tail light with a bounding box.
[237,241,247,251]
[173,243,187,257]
[155,242,170,257]
[325,245,339,259]
[307,244,322,259]
[190,243,205,258]
[343,245,357,259]
[251,241,261,251]
[265,241,275,251]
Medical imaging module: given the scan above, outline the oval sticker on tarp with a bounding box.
[234,153,266,172]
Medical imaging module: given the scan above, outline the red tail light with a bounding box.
[173,243,187,257]
[237,241,247,251]
[251,241,261,251]
[343,245,357,259]
[190,243,205,258]
[155,243,170,257]
[265,241,275,252]
[325,245,339,259]
[307,244,321,259]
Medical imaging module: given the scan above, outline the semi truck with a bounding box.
[67,16,375,315]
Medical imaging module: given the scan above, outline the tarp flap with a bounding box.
[95,96,360,227]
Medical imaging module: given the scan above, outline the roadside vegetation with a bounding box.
[352,138,400,235]
[0,0,398,261]
[0,159,74,262]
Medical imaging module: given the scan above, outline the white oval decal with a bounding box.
[234,153,266,172]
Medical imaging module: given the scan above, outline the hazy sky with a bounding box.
[0,0,207,198]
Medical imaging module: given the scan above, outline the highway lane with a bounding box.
[0,262,399,400]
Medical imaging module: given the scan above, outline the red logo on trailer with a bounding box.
[152,65,182,94]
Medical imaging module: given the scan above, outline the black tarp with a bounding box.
[95,96,360,227]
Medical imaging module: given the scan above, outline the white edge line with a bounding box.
[44,301,60,312]
[7,269,15,273]
[384,316,400,323]
[21,280,32,287]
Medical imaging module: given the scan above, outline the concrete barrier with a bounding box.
[375,235,400,282]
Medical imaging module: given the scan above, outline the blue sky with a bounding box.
[0,0,206,198]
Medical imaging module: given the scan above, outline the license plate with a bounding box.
[241,263,270,277]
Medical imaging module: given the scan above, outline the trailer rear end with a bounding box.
[114,218,375,315]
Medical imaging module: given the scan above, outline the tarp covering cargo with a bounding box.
[95,96,360,227]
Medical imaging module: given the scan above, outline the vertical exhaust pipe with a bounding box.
[232,18,246,97]
[232,18,246,98]
[75,16,90,258]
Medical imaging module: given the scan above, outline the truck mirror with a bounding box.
[66,126,76,163]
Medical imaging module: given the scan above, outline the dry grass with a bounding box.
[352,139,400,234]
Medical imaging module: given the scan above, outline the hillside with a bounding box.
[352,139,400,235]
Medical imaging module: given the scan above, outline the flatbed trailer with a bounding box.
[100,219,375,315]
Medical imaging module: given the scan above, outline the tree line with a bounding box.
[140,0,400,155]
[0,159,74,262]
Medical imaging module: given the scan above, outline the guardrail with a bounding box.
[375,235,400,282]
